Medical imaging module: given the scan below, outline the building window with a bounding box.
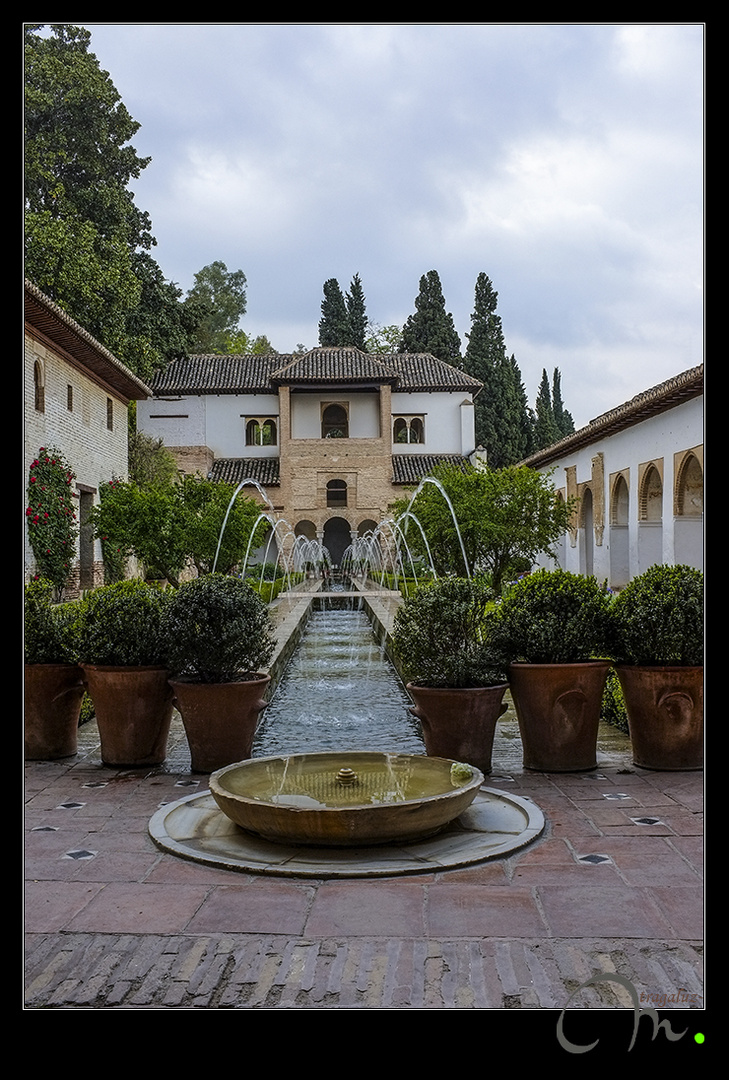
[246,418,277,446]
[322,403,348,439]
[393,415,425,443]
[326,479,347,507]
[67,384,73,411]
[34,361,45,413]
[106,398,113,431]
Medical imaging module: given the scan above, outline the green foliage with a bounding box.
[345,273,368,350]
[601,669,629,734]
[319,278,352,346]
[400,270,461,366]
[462,273,533,466]
[161,574,276,683]
[89,475,267,586]
[487,569,614,664]
[391,462,575,593]
[26,446,79,595]
[391,576,506,688]
[609,564,704,666]
[24,579,80,664]
[78,579,169,666]
[186,261,248,353]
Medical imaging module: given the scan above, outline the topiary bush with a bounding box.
[78,579,170,666]
[24,578,80,665]
[609,563,704,666]
[161,573,276,683]
[391,576,506,688]
[486,568,613,664]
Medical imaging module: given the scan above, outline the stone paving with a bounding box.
[24,709,703,1014]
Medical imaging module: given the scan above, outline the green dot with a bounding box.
[694,1033,705,1044]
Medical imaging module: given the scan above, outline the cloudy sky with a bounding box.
[78,22,703,429]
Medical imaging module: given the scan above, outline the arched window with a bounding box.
[611,474,629,526]
[34,361,45,413]
[676,453,703,516]
[392,415,424,443]
[326,479,347,507]
[322,403,348,439]
[640,464,663,522]
[246,418,277,446]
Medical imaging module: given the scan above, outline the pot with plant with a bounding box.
[486,569,613,772]
[390,576,509,774]
[24,578,85,759]
[161,574,276,773]
[610,564,703,770]
[78,579,174,767]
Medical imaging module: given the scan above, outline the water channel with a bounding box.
[252,604,426,758]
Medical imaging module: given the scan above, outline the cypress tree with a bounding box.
[318,279,350,346]
[400,270,461,365]
[552,368,575,436]
[533,369,562,450]
[345,273,367,350]
[462,273,533,466]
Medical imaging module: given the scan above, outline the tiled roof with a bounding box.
[391,454,472,485]
[149,348,482,395]
[519,365,704,468]
[208,457,281,487]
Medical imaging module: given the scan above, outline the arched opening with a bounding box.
[579,487,594,576]
[609,474,630,588]
[323,517,351,567]
[322,403,348,439]
[326,479,347,508]
[639,463,663,570]
[675,452,703,569]
[246,418,277,446]
[34,360,45,413]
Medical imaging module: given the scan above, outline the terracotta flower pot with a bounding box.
[508,661,611,772]
[615,665,703,770]
[81,665,174,767]
[406,682,509,775]
[169,675,271,774]
[24,663,86,760]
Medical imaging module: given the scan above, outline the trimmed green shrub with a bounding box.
[609,564,704,666]
[78,579,169,666]
[161,573,276,683]
[391,576,506,688]
[486,569,613,664]
[24,578,80,664]
[601,669,629,734]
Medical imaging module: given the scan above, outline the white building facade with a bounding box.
[137,347,482,564]
[24,280,152,593]
[522,366,703,588]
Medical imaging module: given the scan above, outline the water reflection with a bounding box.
[252,608,425,757]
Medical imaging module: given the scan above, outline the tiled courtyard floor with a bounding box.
[24,709,703,1016]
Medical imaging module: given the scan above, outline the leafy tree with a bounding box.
[400,270,461,366]
[89,475,267,587]
[365,321,402,354]
[391,461,575,594]
[24,24,198,377]
[462,273,532,466]
[185,261,248,353]
[345,273,368,349]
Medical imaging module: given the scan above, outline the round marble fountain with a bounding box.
[149,750,546,877]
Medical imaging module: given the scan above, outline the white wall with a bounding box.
[391,391,472,454]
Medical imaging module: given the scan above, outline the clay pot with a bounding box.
[615,665,703,770]
[81,665,174,767]
[508,661,611,772]
[24,664,86,760]
[169,675,271,774]
[406,682,509,775]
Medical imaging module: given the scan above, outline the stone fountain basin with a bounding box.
[209,751,484,847]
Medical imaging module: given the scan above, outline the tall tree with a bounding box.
[345,273,368,350]
[399,270,461,366]
[552,368,575,437]
[462,273,532,467]
[533,369,562,450]
[318,278,351,346]
[24,24,197,377]
[185,261,248,353]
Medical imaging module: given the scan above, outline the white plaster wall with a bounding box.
[391,391,470,454]
[533,396,703,585]
[290,392,380,439]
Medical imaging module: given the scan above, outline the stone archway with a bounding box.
[322,516,352,567]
